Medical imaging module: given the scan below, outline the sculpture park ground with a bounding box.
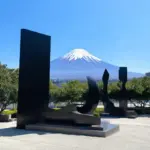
[0,117,150,150]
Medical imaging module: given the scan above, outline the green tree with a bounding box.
[57,80,87,104]
[97,81,103,89]
[49,80,61,103]
[0,63,17,113]
[125,78,150,108]
[8,68,19,86]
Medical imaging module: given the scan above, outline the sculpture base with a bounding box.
[26,121,119,137]
[42,105,100,126]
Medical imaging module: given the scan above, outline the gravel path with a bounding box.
[0,118,150,150]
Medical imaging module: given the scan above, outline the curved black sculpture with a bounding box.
[77,76,100,114]
[43,76,101,126]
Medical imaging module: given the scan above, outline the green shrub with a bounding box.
[93,107,104,117]
[2,109,17,115]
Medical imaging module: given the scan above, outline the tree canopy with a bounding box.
[0,63,18,113]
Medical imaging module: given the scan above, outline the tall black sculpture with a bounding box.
[119,67,128,109]
[101,69,126,116]
[102,69,109,105]
[17,29,51,129]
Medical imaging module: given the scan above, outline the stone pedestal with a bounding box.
[26,121,119,137]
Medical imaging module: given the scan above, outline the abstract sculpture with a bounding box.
[17,29,50,129]
[101,68,137,118]
[119,67,128,109]
[77,76,100,114]
[101,69,126,116]
[17,29,101,129]
[43,76,100,126]
[17,29,120,137]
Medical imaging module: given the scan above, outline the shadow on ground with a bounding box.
[0,127,102,138]
[0,127,48,137]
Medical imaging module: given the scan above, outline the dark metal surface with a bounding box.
[77,76,100,114]
[17,29,51,129]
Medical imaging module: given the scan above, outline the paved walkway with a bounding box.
[0,118,150,150]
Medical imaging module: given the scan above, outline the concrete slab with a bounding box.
[26,121,119,137]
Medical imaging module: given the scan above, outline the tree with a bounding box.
[97,81,103,89]
[49,80,61,103]
[108,82,121,101]
[0,84,17,113]
[0,62,18,113]
[54,80,87,104]
[125,77,150,108]
[8,68,19,86]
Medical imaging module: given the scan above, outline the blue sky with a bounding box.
[0,0,150,73]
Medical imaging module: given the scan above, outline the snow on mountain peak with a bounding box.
[62,48,101,62]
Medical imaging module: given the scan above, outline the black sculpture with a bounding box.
[77,76,100,114]
[101,69,110,105]
[17,29,51,129]
[101,69,126,116]
[17,28,136,130]
[101,68,137,118]
[118,67,137,118]
[43,76,101,126]
[17,29,101,129]
[119,67,128,109]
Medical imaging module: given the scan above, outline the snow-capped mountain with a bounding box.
[63,49,101,62]
[50,49,144,80]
